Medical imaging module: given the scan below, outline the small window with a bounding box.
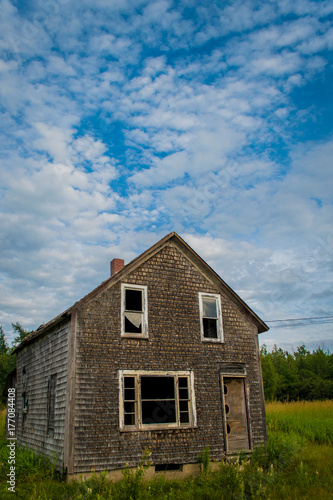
[47,374,57,436]
[199,293,223,342]
[119,371,196,431]
[121,284,148,338]
[22,392,28,429]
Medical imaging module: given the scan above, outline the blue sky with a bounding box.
[0,0,332,350]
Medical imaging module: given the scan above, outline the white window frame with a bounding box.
[119,370,197,431]
[121,283,148,338]
[199,292,224,343]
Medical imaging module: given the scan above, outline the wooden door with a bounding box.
[222,376,249,452]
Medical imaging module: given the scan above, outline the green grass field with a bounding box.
[0,401,332,499]
[266,400,333,443]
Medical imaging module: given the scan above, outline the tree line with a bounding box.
[260,344,333,401]
[1,323,333,403]
[0,323,30,404]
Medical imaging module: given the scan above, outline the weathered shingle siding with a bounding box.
[73,243,266,474]
[16,320,70,470]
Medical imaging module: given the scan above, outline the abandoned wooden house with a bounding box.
[12,232,268,480]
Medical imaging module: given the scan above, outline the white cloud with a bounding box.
[0,0,332,352]
[33,123,72,162]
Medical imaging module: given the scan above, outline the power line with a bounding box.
[264,315,333,329]
[265,315,333,323]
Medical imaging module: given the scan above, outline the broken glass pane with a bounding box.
[141,376,177,425]
[142,400,176,424]
[125,312,142,333]
[203,318,218,338]
[141,376,175,400]
[125,289,142,311]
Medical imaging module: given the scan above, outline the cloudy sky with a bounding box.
[0,0,332,351]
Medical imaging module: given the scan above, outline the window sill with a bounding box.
[120,424,197,432]
[121,333,149,339]
[201,338,224,343]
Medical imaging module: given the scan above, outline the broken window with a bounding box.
[121,284,148,338]
[120,371,195,430]
[141,376,176,425]
[199,293,223,342]
[47,374,57,436]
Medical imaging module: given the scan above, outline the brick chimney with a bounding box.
[110,258,124,276]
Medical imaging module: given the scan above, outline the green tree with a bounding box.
[260,344,278,401]
[0,323,31,404]
[11,322,30,349]
[261,343,333,402]
[0,326,16,404]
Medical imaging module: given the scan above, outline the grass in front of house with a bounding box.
[0,401,332,499]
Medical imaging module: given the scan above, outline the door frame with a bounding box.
[220,374,251,453]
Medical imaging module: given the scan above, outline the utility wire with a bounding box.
[265,315,333,323]
[264,315,333,328]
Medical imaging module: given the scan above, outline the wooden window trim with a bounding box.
[121,283,148,338]
[119,370,197,431]
[199,292,224,343]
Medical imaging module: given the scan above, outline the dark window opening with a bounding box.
[203,318,217,338]
[125,315,142,333]
[141,376,176,425]
[155,464,183,472]
[124,289,143,333]
[47,374,57,436]
[125,289,142,311]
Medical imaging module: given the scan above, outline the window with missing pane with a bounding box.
[121,284,148,338]
[199,292,223,342]
[119,371,196,431]
[141,376,176,425]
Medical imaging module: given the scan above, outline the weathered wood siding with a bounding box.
[73,242,266,474]
[16,319,70,470]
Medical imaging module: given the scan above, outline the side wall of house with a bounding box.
[15,319,70,470]
[73,242,266,474]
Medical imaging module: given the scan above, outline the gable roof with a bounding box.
[14,232,268,352]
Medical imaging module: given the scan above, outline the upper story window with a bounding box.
[121,283,148,338]
[199,292,223,342]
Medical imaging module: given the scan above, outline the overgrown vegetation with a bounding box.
[1,401,333,499]
[0,323,30,404]
[266,400,333,444]
[260,343,333,401]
